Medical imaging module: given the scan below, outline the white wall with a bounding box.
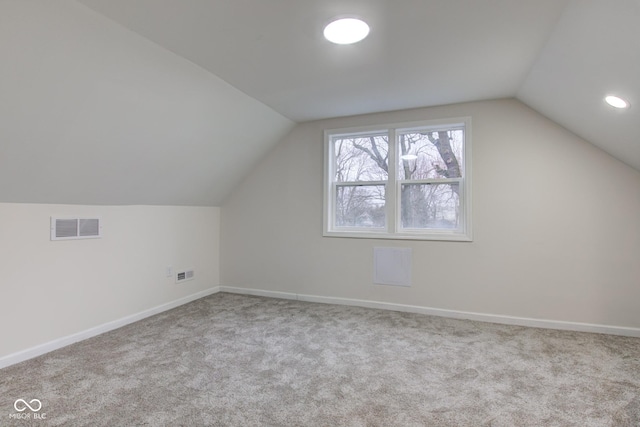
[221,99,640,329]
[0,204,219,359]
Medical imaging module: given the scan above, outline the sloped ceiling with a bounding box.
[518,1,640,172]
[0,0,294,206]
[1,1,638,208]
[79,0,568,121]
[78,0,640,172]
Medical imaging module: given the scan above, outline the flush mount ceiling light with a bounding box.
[605,95,630,109]
[323,17,370,45]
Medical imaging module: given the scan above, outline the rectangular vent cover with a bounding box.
[176,269,195,284]
[51,217,102,241]
[373,247,412,287]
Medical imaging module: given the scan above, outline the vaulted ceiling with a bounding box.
[1,1,638,206]
[78,0,640,173]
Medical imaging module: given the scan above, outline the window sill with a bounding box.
[323,230,472,242]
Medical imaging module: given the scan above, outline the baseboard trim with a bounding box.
[220,287,298,301]
[0,286,221,369]
[219,286,640,338]
[4,285,638,369]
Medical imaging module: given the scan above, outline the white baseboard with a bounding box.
[219,286,640,338]
[4,285,639,370]
[0,286,221,369]
[221,286,298,301]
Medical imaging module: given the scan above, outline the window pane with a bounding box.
[400,183,460,229]
[397,129,463,180]
[336,185,385,228]
[333,134,388,182]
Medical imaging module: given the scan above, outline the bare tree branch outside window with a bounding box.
[334,135,387,227]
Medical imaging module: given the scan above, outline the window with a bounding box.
[324,118,471,241]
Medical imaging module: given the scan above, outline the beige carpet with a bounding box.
[1,292,639,426]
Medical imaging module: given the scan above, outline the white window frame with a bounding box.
[323,117,472,241]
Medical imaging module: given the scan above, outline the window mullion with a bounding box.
[401,178,463,185]
[335,180,387,187]
[387,128,397,234]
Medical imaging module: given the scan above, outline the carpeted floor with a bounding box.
[1,292,639,426]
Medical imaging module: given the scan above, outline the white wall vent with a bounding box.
[176,269,195,284]
[373,247,412,287]
[51,217,102,241]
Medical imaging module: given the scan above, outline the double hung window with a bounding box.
[324,118,471,241]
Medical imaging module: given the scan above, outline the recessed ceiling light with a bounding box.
[605,95,630,109]
[323,18,370,45]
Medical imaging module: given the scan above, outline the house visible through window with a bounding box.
[324,118,472,241]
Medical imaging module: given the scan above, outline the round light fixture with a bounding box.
[605,95,629,109]
[323,17,370,45]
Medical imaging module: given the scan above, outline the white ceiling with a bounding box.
[78,0,566,122]
[518,0,640,172]
[1,1,638,207]
[78,0,640,172]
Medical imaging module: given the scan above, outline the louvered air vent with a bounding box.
[176,269,195,284]
[51,217,102,241]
